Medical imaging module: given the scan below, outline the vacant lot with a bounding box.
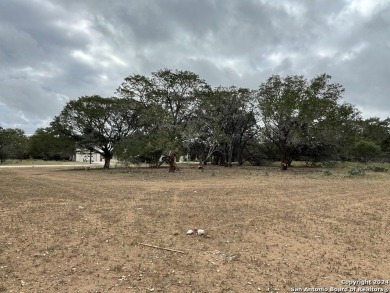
[0,165,389,292]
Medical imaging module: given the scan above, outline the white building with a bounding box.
[75,149,104,163]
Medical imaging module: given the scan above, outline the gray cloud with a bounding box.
[0,0,389,135]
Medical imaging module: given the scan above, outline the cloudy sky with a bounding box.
[1,0,389,134]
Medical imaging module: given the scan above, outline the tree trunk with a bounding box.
[167,151,178,172]
[104,157,111,169]
[281,150,290,171]
[227,143,233,167]
[287,156,293,167]
[102,149,113,169]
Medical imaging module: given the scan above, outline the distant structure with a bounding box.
[75,149,103,163]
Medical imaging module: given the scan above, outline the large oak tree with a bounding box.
[257,74,359,169]
[185,86,257,166]
[52,95,140,169]
[116,69,210,152]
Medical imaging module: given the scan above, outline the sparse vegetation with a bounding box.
[348,166,367,176]
[323,170,332,176]
[366,165,388,172]
[347,164,389,177]
[1,165,389,292]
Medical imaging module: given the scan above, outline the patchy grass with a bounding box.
[0,165,389,292]
[0,159,85,166]
[0,284,6,292]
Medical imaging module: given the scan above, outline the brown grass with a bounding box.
[0,165,389,292]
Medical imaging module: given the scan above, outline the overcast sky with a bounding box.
[1,0,389,134]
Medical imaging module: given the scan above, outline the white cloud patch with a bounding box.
[346,0,390,18]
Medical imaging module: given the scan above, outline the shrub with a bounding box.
[366,166,388,172]
[349,140,381,162]
[322,161,339,168]
[323,170,332,176]
[348,167,366,176]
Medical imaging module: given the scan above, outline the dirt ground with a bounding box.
[0,165,389,293]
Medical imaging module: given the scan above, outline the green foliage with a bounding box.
[357,117,390,156]
[346,164,388,176]
[52,96,141,168]
[115,132,171,167]
[29,127,76,160]
[321,161,340,168]
[117,69,210,147]
[348,167,366,176]
[360,117,390,144]
[349,139,381,162]
[257,73,360,168]
[241,140,275,165]
[185,86,257,165]
[381,136,390,155]
[365,165,388,172]
[0,128,29,162]
[39,69,386,170]
[323,170,332,176]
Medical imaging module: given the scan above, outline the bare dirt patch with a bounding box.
[1,166,389,292]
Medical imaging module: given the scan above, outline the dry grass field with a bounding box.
[0,164,389,293]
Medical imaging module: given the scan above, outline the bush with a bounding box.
[366,166,388,172]
[348,167,366,176]
[348,165,388,176]
[323,170,332,176]
[349,140,382,162]
[322,161,339,168]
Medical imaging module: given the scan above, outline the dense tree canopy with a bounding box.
[257,74,360,169]
[349,139,382,162]
[52,95,140,168]
[2,69,388,169]
[357,117,390,156]
[29,127,76,160]
[0,128,29,162]
[185,86,257,166]
[117,69,210,145]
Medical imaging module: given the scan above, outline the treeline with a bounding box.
[0,126,75,163]
[1,69,389,168]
